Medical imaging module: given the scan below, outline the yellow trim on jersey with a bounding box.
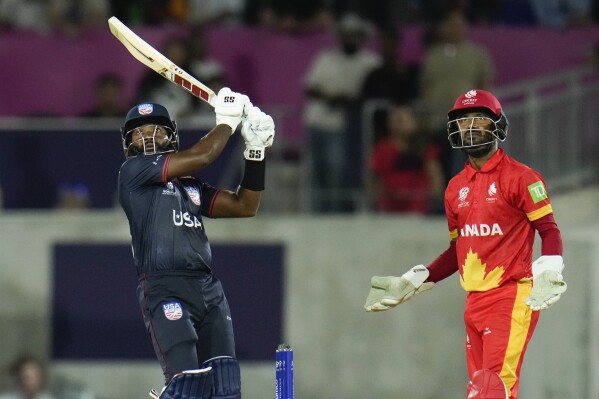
[526,204,553,221]
[500,280,534,395]
[449,229,459,239]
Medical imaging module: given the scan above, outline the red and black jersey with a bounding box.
[444,149,553,292]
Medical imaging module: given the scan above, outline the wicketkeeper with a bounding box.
[118,88,274,399]
[364,89,567,399]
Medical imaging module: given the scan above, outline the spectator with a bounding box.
[303,13,381,212]
[420,8,495,181]
[368,103,444,214]
[48,0,111,37]
[135,35,194,120]
[0,0,50,33]
[361,28,421,142]
[83,73,127,117]
[0,355,55,399]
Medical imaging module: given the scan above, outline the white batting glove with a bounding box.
[364,265,435,312]
[214,87,249,133]
[524,255,567,311]
[241,106,275,161]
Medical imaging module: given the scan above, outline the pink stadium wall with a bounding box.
[2,25,598,123]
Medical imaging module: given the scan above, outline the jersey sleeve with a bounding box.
[199,180,221,218]
[119,154,171,190]
[510,168,553,221]
[444,185,460,240]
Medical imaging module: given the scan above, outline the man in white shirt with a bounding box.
[304,13,380,212]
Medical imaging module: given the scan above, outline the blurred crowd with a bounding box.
[0,0,598,215]
[1,0,598,34]
[304,9,495,213]
[0,355,94,399]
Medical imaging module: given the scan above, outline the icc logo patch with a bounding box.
[138,103,154,115]
[163,302,183,321]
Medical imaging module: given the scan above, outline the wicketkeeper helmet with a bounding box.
[447,89,508,150]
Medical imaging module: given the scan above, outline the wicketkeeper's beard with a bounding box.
[462,141,495,158]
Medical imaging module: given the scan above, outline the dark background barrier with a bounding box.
[52,242,285,361]
[0,128,244,209]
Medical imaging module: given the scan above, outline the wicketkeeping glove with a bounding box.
[364,265,435,312]
[524,255,567,311]
[241,106,275,161]
[214,87,249,133]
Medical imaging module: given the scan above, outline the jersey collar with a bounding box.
[464,148,505,181]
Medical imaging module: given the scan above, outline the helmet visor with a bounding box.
[447,114,506,149]
[123,124,178,158]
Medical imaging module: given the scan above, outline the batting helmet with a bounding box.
[120,103,179,158]
[447,89,508,151]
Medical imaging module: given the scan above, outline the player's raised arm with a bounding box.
[210,107,276,218]
[165,88,249,179]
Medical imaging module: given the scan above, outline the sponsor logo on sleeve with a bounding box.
[528,181,547,203]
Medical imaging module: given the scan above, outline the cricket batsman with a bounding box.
[118,88,275,399]
[364,89,567,399]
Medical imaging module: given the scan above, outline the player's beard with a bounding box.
[463,141,495,158]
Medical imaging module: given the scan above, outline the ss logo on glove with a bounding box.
[223,96,235,103]
[247,149,263,159]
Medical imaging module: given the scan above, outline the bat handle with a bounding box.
[208,94,217,108]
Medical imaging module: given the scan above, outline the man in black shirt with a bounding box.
[118,87,274,399]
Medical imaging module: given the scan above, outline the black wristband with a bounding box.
[240,159,265,191]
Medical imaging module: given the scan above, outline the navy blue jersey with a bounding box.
[118,154,220,276]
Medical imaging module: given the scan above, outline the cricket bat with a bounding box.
[108,16,216,107]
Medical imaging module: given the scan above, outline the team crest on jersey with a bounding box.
[458,187,470,208]
[163,302,183,321]
[486,182,498,202]
[183,186,201,205]
[138,103,153,115]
